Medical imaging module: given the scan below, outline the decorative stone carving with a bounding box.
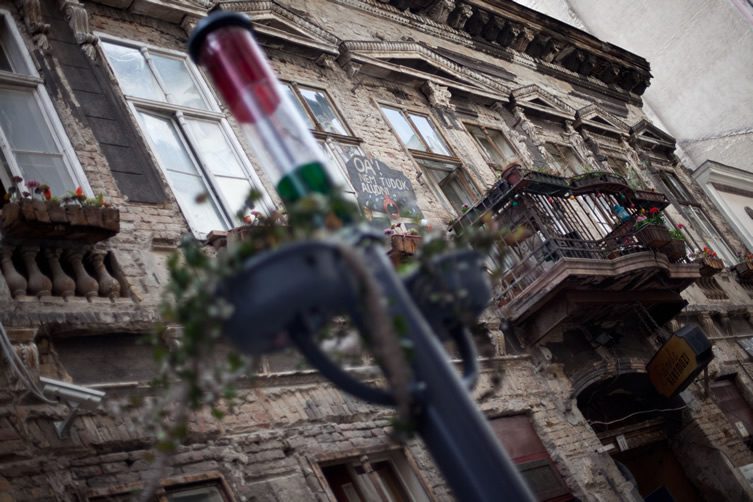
[21,246,51,297]
[14,0,50,51]
[316,54,336,69]
[1,246,26,298]
[423,0,455,24]
[512,107,540,146]
[593,60,620,85]
[181,16,201,37]
[421,81,453,109]
[58,0,98,60]
[541,40,563,63]
[565,120,599,169]
[498,20,520,47]
[491,102,535,168]
[44,248,75,299]
[447,2,472,30]
[511,27,535,52]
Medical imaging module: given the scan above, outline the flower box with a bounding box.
[634,223,672,249]
[630,190,669,210]
[0,200,119,243]
[696,256,724,277]
[662,239,686,263]
[390,234,421,255]
[735,261,753,281]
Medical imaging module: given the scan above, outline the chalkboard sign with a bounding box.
[345,155,424,228]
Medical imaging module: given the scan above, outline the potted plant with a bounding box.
[734,251,753,281]
[1,177,119,242]
[663,224,687,263]
[694,246,724,277]
[633,207,672,249]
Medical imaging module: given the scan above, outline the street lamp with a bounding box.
[188,12,534,501]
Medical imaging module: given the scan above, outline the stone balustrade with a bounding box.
[0,243,126,300]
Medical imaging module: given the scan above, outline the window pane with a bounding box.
[0,39,12,72]
[139,112,226,233]
[298,87,347,135]
[215,177,253,222]
[408,114,450,156]
[185,119,254,222]
[101,42,164,101]
[382,107,426,151]
[0,88,59,153]
[487,129,515,162]
[284,85,314,128]
[468,125,503,164]
[15,152,73,197]
[151,54,207,109]
[185,119,245,178]
[662,172,693,201]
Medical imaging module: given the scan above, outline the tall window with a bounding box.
[544,143,585,175]
[466,123,517,170]
[284,83,361,199]
[100,37,273,237]
[381,105,479,214]
[490,415,573,502]
[0,11,89,201]
[321,451,431,502]
[658,170,737,263]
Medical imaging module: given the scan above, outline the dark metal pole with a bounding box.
[361,243,535,501]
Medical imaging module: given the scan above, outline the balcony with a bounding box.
[455,168,699,344]
[0,201,127,301]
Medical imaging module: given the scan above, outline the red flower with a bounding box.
[677,224,685,229]
[42,188,52,201]
[649,207,659,215]
[75,186,84,198]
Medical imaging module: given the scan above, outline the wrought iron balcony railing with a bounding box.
[453,167,697,339]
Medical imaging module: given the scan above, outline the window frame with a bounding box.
[379,102,479,215]
[0,9,92,198]
[318,449,432,502]
[283,81,362,199]
[463,122,519,170]
[543,141,586,176]
[97,33,274,237]
[656,167,737,264]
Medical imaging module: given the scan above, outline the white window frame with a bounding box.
[380,103,479,216]
[0,9,91,197]
[283,81,361,200]
[97,33,274,237]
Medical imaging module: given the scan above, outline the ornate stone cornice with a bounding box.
[338,40,509,100]
[332,0,651,98]
[574,103,629,138]
[221,1,341,47]
[509,84,575,119]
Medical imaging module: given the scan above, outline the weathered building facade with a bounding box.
[2,1,753,501]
